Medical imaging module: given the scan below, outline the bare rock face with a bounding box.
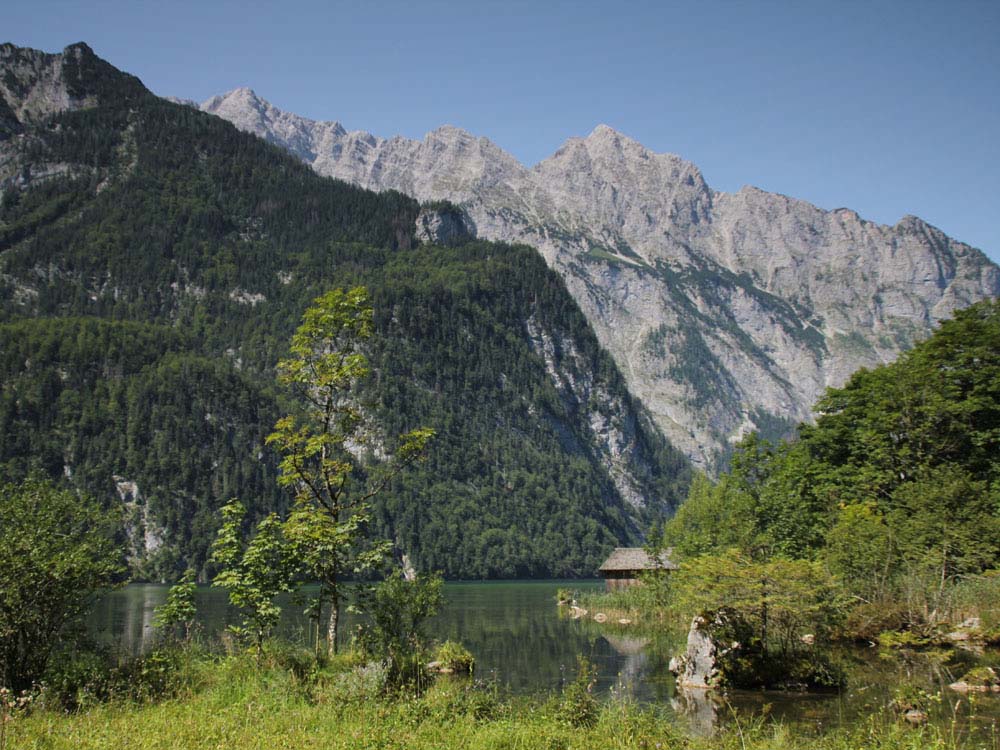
[0,42,93,125]
[196,92,1000,470]
[414,204,476,246]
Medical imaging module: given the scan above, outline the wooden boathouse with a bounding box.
[597,547,678,590]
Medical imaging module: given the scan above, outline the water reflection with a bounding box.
[89,581,614,694]
[87,582,1000,741]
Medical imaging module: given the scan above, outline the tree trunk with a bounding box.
[314,599,324,659]
[760,577,768,656]
[327,583,340,656]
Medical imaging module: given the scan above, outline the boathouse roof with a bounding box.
[598,547,678,573]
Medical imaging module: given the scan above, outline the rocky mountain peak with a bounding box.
[0,41,147,131]
[194,90,999,470]
[0,43,85,123]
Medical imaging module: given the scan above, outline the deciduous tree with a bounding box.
[0,476,122,691]
[266,287,433,655]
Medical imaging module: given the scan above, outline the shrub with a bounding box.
[37,646,189,711]
[433,641,475,674]
[842,598,909,641]
[0,477,123,692]
[557,656,598,728]
[318,661,389,705]
[355,572,443,688]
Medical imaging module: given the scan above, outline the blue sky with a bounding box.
[8,0,999,262]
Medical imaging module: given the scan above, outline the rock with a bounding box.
[675,615,726,689]
[904,709,929,726]
[400,554,416,582]
[414,205,476,246]
[949,667,1000,693]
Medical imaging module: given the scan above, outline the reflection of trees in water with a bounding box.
[88,583,1000,741]
[86,586,165,656]
[426,583,607,693]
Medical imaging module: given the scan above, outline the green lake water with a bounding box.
[89,581,1000,739]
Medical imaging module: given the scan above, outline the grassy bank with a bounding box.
[5,647,989,750]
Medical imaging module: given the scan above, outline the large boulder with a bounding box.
[670,613,739,689]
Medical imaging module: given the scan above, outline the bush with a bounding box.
[418,677,503,722]
[355,572,443,688]
[842,599,910,641]
[318,661,389,705]
[0,477,123,692]
[37,646,189,711]
[433,641,474,674]
[557,656,599,728]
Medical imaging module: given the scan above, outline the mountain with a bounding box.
[195,88,1000,469]
[0,43,690,579]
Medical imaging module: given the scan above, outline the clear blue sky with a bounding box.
[8,0,999,263]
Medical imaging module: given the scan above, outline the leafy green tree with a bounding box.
[887,465,1000,620]
[666,301,1000,638]
[671,550,845,687]
[664,438,827,562]
[210,500,296,659]
[153,569,198,642]
[662,472,754,558]
[0,476,122,691]
[267,287,433,655]
[824,501,895,604]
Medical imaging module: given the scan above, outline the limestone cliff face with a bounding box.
[414,204,476,247]
[0,42,94,125]
[194,91,1000,469]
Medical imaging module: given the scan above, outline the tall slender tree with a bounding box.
[266,287,433,655]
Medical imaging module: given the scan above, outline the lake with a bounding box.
[89,581,1000,739]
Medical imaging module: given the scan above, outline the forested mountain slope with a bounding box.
[196,88,1000,469]
[0,43,690,579]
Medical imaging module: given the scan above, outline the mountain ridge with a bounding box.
[0,42,690,578]
[193,87,999,468]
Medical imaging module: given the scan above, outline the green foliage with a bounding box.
[665,301,1000,638]
[269,287,434,654]
[0,476,123,692]
[0,317,286,581]
[39,646,191,711]
[0,640,987,750]
[210,500,296,658]
[153,569,197,642]
[433,640,475,674]
[319,660,390,705]
[557,656,599,728]
[355,572,444,687]
[671,550,846,688]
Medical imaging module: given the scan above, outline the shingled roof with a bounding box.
[598,547,678,573]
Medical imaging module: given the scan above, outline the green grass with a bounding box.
[5,649,989,750]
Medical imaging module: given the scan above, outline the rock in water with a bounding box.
[672,615,723,689]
